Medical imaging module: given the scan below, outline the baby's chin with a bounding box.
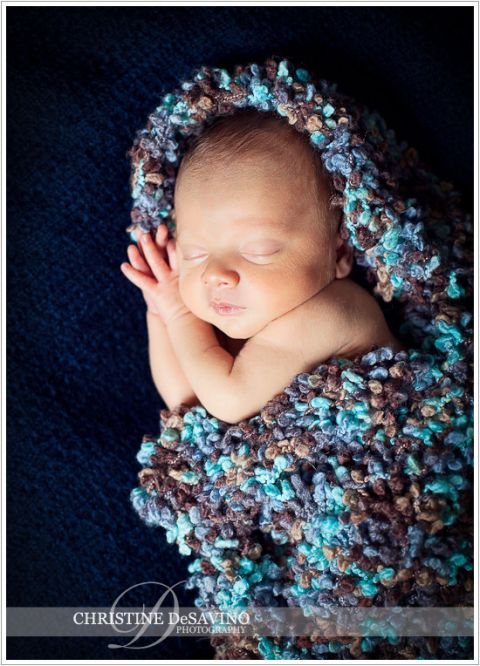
[212,319,254,339]
[201,311,260,339]
[218,328,248,339]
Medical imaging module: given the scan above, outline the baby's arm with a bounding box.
[126,227,199,410]
[166,293,345,424]
[165,313,236,418]
[146,310,199,410]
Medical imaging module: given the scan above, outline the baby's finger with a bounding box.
[131,229,148,261]
[132,229,160,263]
[154,225,168,262]
[120,262,157,292]
[140,232,170,281]
[155,224,168,248]
[127,244,152,274]
[166,239,178,273]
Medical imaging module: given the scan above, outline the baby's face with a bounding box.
[174,158,337,339]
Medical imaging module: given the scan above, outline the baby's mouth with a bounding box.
[210,300,246,315]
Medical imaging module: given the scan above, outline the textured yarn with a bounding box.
[127,57,473,659]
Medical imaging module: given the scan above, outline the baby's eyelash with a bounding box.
[183,251,278,259]
[182,251,280,266]
[244,246,281,255]
[243,251,279,259]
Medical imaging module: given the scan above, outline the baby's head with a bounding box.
[173,108,353,339]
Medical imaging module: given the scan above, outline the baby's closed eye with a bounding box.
[180,246,282,263]
[242,251,280,264]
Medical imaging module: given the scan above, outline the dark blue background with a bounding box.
[7,5,473,660]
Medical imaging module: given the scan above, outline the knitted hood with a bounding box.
[126,56,472,374]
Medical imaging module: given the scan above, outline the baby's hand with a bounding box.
[124,225,168,316]
[121,225,189,325]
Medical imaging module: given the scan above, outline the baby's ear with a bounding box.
[334,234,354,279]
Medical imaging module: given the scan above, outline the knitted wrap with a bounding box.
[126,57,473,659]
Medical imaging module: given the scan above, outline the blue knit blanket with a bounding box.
[127,57,473,659]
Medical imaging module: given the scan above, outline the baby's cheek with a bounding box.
[276,259,330,305]
[178,273,203,313]
[259,268,301,310]
[304,250,334,283]
[280,255,319,287]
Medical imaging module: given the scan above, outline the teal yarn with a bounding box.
[127,57,472,660]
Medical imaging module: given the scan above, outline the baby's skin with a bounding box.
[121,155,402,423]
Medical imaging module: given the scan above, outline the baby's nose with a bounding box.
[202,261,239,288]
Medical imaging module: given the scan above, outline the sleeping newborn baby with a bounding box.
[121,109,403,423]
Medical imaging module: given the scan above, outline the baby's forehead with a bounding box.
[176,143,328,197]
[173,113,336,233]
[177,115,326,180]
[173,195,334,245]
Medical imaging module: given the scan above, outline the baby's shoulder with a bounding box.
[252,281,348,362]
[258,278,364,336]
[315,277,380,319]
[313,278,402,357]
[254,278,393,364]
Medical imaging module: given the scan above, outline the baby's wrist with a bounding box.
[146,308,165,321]
[166,308,191,327]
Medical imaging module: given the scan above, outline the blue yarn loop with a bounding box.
[127,57,473,660]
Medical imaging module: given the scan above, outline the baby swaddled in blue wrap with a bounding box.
[124,57,473,659]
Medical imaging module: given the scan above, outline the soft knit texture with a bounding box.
[127,57,473,659]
